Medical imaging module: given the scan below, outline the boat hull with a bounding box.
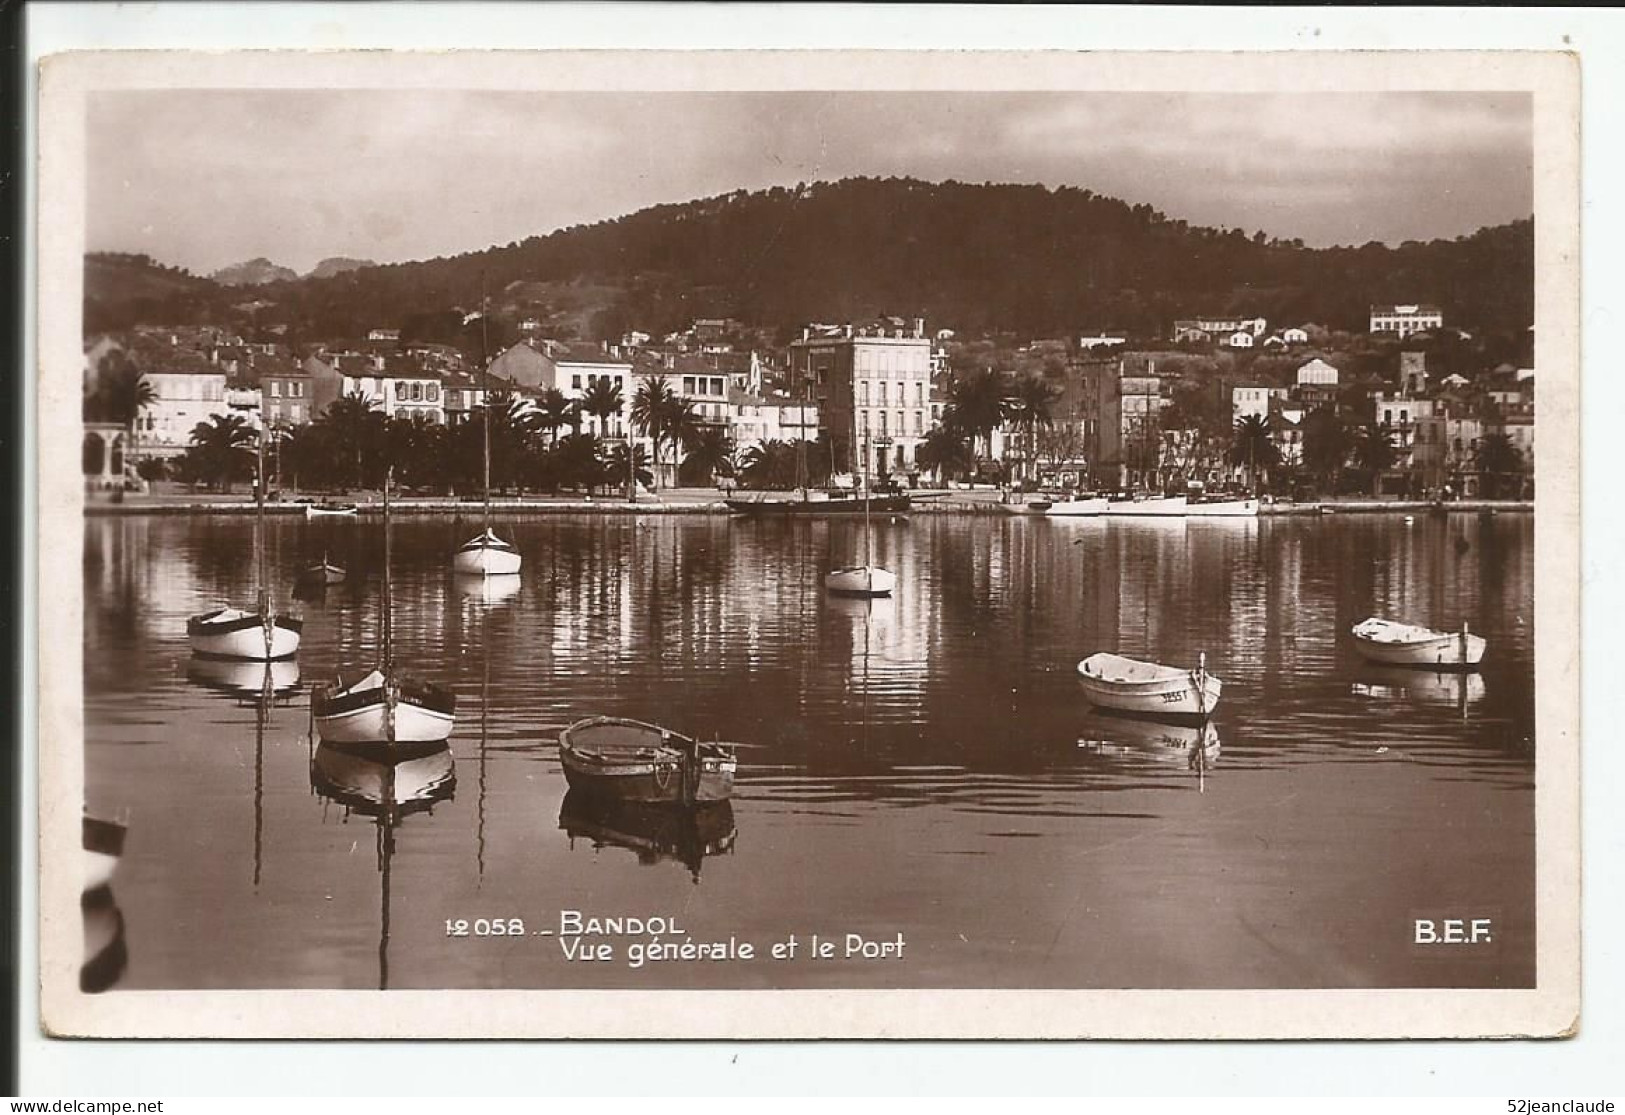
[559,717,736,804]
[312,674,457,744]
[452,537,522,576]
[825,566,896,597]
[1044,497,1109,518]
[1187,499,1259,517]
[187,610,303,661]
[1076,654,1222,721]
[726,494,911,516]
[1105,496,1189,517]
[305,505,357,518]
[1350,619,1486,668]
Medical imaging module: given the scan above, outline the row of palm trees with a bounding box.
[1226,411,1526,497]
[912,368,1061,483]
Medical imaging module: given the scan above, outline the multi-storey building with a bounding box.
[1369,303,1443,338]
[1232,385,1288,422]
[787,325,934,479]
[1077,357,1164,489]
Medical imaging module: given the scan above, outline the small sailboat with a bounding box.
[825,436,896,597]
[1350,617,1486,669]
[312,470,457,745]
[188,430,302,660]
[1076,651,1222,721]
[558,716,737,805]
[452,300,521,577]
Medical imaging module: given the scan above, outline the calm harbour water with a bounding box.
[82,510,1536,990]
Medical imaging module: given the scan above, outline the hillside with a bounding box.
[85,178,1535,346]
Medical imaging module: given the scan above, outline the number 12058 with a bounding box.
[446,918,526,937]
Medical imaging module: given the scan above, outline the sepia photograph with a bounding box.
[35,47,1580,1040]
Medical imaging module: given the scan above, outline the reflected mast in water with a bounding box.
[558,790,736,884]
[452,285,522,579]
[309,740,456,989]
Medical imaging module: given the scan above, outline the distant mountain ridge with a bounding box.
[307,256,378,279]
[87,177,1535,344]
[211,257,299,286]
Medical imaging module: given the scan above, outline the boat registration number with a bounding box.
[1161,690,1187,704]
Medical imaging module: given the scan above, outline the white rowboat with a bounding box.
[1350,617,1486,669]
[1076,652,1222,720]
[1187,498,1259,518]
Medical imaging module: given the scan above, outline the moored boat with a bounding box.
[726,490,911,516]
[187,607,303,660]
[300,553,347,585]
[558,716,736,804]
[1044,495,1109,518]
[312,668,458,745]
[313,468,457,746]
[188,432,301,661]
[1076,651,1222,721]
[305,501,358,518]
[1187,497,1259,518]
[1105,495,1189,517]
[1350,617,1486,669]
[452,527,522,576]
[825,565,896,597]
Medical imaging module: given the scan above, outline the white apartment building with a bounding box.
[1370,304,1444,338]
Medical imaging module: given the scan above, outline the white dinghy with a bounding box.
[824,435,895,598]
[451,298,521,578]
[1076,651,1222,721]
[1350,617,1486,669]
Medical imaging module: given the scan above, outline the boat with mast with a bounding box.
[188,429,303,660]
[824,435,898,597]
[452,295,522,577]
[312,469,457,745]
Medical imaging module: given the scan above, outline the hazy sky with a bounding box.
[87,89,1533,275]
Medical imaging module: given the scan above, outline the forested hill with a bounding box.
[85,178,1535,345]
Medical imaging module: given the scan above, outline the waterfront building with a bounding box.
[726,389,820,453]
[1077,356,1165,490]
[788,323,934,480]
[1369,303,1444,338]
[259,356,313,429]
[136,345,231,459]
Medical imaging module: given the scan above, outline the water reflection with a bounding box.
[308,741,456,990]
[86,512,1538,990]
[558,791,737,883]
[1352,665,1487,712]
[1077,715,1221,779]
[187,657,302,701]
[81,815,127,994]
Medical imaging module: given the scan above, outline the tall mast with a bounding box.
[480,278,492,535]
[382,466,394,675]
[255,428,269,619]
[862,434,872,568]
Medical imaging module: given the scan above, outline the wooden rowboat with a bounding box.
[1350,617,1486,669]
[1076,651,1222,721]
[312,669,457,745]
[559,716,736,804]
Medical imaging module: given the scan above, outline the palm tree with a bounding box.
[315,391,383,490]
[740,440,799,490]
[605,440,654,496]
[943,369,1012,464]
[1352,421,1398,497]
[1007,375,1058,485]
[1301,407,1349,493]
[679,426,735,487]
[915,424,975,484]
[631,378,680,490]
[87,350,156,484]
[580,378,624,440]
[533,387,574,446]
[180,414,258,492]
[1474,432,1522,499]
[1228,414,1279,494]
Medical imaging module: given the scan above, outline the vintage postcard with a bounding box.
[37,49,1579,1039]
